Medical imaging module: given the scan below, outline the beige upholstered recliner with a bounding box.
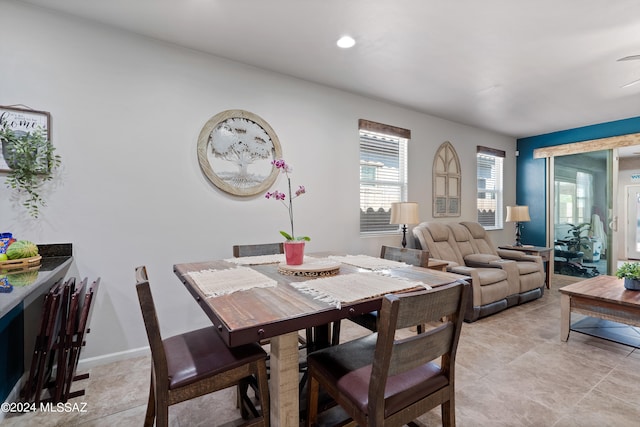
[412,222,512,322]
[460,221,545,304]
[413,221,545,322]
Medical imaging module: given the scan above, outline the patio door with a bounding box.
[551,150,616,276]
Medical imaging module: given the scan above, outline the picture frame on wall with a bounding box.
[197,109,283,196]
[0,105,51,172]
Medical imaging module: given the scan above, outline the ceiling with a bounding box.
[16,0,640,138]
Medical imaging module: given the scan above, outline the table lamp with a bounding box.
[390,202,420,248]
[505,205,530,247]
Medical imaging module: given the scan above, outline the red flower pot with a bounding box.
[284,241,305,265]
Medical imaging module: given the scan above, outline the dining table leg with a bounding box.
[269,331,301,426]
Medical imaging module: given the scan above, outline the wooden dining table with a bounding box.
[173,252,467,426]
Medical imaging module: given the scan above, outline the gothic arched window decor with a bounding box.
[433,141,461,217]
[197,110,282,196]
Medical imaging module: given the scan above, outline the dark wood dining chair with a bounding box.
[380,245,430,267]
[61,277,99,402]
[22,279,65,403]
[135,266,270,427]
[306,281,469,427]
[350,245,431,332]
[233,242,284,257]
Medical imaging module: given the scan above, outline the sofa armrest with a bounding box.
[497,249,542,264]
[463,253,502,268]
[429,257,460,269]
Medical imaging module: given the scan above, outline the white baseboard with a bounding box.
[76,346,150,371]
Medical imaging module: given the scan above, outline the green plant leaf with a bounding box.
[0,125,61,218]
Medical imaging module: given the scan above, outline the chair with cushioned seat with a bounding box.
[412,222,512,322]
[459,221,545,303]
[135,266,269,427]
[305,281,469,427]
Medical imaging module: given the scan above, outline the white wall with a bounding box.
[0,2,517,363]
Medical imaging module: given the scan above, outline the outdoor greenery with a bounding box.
[0,125,61,218]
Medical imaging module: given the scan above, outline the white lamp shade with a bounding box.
[390,202,420,225]
[505,205,531,222]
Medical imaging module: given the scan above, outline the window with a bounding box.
[554,167,593,225]
[476,146,505,229]
[359,119,410,234]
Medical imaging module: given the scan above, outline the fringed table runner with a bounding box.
[289,271,430,309]
[224,254,316,265]
[186,266,277,297]
[328,254,409,270]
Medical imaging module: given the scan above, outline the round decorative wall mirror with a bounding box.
[197,110,282,196]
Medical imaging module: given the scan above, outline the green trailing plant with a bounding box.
[0,125,61,218]
[616,262,640,280]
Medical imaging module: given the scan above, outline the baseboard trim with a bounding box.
[76,346,150,371]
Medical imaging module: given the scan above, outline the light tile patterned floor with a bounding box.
[3,274,640,426]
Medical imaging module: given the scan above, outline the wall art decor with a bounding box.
[0,106,51,172]
[433,141,461,217]
[197,109,282,196]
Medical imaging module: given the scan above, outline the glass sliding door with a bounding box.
[552,150,614,277]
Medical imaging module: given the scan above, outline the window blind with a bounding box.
[359,121,409,234]
[476,148,504,229]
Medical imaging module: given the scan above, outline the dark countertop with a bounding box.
[0,244,73,318]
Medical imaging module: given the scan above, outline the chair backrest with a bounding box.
[369,281,469,421]
[380,245,429,267]
[446,222,479,259]
[233,242,284,257]
[412,222,464,265]
[460,221,499,256]
[135,266,168,381]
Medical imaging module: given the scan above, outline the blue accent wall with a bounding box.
[516,116,640,246]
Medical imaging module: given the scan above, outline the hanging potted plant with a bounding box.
[0,124,61,218]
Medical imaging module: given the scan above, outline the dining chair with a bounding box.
[134,266,270,427]
[350,245,431,332]
[306,281,469,427]
[233,242,284,257]
[380,245,430,267]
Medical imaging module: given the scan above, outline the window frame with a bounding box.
[359,119,410,236]
[476,146,505,230]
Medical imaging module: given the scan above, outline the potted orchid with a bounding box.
[265,159,309,265]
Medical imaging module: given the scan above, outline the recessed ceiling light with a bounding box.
[337,35,356,49]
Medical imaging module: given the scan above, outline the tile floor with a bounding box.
[3,275,640,426]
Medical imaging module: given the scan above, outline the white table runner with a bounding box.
[289,271,429,309]
[186,266,277,297]
[328,254,409,270]
[224,254,316,265]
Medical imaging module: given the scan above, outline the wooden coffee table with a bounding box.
[559,275,640,342]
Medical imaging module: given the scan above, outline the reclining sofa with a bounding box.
[412,221,545,322]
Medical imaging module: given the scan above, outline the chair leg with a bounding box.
[256,361,270,426]
[306,374,320,427]
[143,373,156,427]
[442,399,455,427]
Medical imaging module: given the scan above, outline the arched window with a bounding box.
[433,141,461,217]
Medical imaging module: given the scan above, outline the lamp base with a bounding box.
[401,224,408,248]
[513,222,523,247]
